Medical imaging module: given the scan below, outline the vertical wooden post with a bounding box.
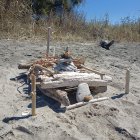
[31,74,36,116]
[47,27,51,56]
[125,69,130,94]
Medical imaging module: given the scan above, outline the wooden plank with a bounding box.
[40,78,108,89]
[39,72,111,89]
[39,72,111,81]
[37,71,112,89]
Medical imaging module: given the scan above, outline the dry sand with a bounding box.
[0,39,140,140]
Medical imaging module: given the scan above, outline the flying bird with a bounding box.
[100,40,114,50]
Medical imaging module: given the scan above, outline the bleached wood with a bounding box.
[41,78,107,89]
[37,87,70,106]
[39,72,111,89]
[39,72,111,81]
[125,69,130,94]
[66,97,110,110]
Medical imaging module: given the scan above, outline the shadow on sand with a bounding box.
[111,93,126,100]
[10,73,66,113]
[6,73,127,123]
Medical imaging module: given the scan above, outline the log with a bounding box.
[40,72,112,89]
[37,87,70,106]
[41,78,108,89]
[39,72,112,82]
[66,97,110,110]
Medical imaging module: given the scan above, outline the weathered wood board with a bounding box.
[39,72,112,89]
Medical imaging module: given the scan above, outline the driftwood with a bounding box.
[66,97,110,110]
[18,57,85,70]
[37,87,70,106]
[40,72,111,89]
[41,78,108,89]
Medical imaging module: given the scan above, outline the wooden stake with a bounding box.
[47,27,51,56]
[125,69,130,94]
[31,92,36,116]
[31,74,36,116]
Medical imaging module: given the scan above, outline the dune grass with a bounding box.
[0,1,140,42]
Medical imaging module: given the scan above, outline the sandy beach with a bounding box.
[0,39,140,140]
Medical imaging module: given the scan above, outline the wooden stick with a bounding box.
[81,65,105,79]
[125,69,130,94]
[47,27,51,56]
[31,74,36,116]
[41,78,108,89]
[66,97,110,110]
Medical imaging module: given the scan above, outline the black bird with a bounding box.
[100,40,114,50]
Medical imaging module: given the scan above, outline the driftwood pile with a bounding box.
[18,53,112,109]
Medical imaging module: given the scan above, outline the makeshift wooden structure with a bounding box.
[18,54,112,108]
